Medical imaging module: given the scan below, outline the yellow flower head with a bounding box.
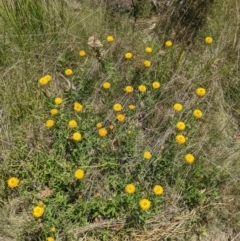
[38,77,48,86]
[143,60,151,68]
[139,198,151,210]
[33,206,44,218]
[143,151,152,160]
[7,177,20,188]
[50,227,56,232]
[205,36,213,44]
[196,87,206,97]
[138,85,147,93]
[74,169,85,179]
[73,101,83,112]
[153,185,164,195]
[124,85,134,93]
[46,119,55,128]
[125,184,136,194]
[72,132,82,141]
[107,36,114,42]
[193,109,203,119]
[44,74,52,82]
[152,81,160,89]
[127,130,132,135]
[176,121,186,131]
[125,52,133,59]
[165,40,173,47]
[102,81,111,89]
[54,97,63,105]
[113,103,123,112]
[145,47,153,53]
[68,120,77,128]
[46,237,54,241]
[175,134,186,145]
[184,153,195,164]
[109,125,114,130]
[50,108,58,115]
[116,114,125,122]
[173,103,183,112]
[128,104,135,110]
[38,201,44,207]
[96,122,102,128]
[98,127,108,137]
[64,68,73,76]
[79,50,86,57]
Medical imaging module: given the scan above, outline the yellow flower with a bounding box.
[153,185,164,195]
[79,50,86,57]
[38,201,44,207]
[107,36,114,42]
[138,85,147,93]
[124,85,134,93]
[127,130,132,135]
[116,114,125,122]
[184,153,195,164]
[205,36,213,44]
[46,237,54,241]
[46,119,55,128]
[102,81,111,89]
[64,68,73,76]
[98,127,108,137]
[72,132,82,141]
[125,52,133,59]
[68,120,77,128]
[139,198,151,210]
[152,81,160,89]
[96,122,102,128]
[145,47,153,53]
[143,151,152,160]
[44,74,52,82]
[50,108,58,115]
[143,60,151,67]
[193,109,203,118]
[176,121,186,131]
[7,177,20,188]
[73,101,83,112]
[196,87,206,97]
[50,227,56,232]
[54,97,63,105]
[173,103,183,112]
[165,40,173,47]
[38,77,48,86]
[109,125,114,130]
[33,206,44,218]
[74,169,85,179]
[125,184,136,194]
[128,104,135,110]
[113,103,123,112]
[175,134,186,145]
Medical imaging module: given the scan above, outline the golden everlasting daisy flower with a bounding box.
[173,103,183,112]
[73,101,83,112]
[7,177,20,188]
[165,40,173,47]
[125,184,136,194]
[153,185,164,195]
[128,104,135,110]
[184,153,195,164]
[175,134,186,145]
[74,169,85,179]
[145,47,153,53]
[68,120,77,128]
[196,87,206,97]
[46,237,54,241]
[116,114,125,122]
[102,81,111,89]
[51,227,56,232]
[54,97,63,105]
[98,127,108,137]
[125,52,133,59]
[107,36,114,42]
[143,60,151,68]
[193,109,203,119]
[138,85,147,93]
[152,81,160,89]
[139,198,151,210]
[113,103,123,112]
[46,119,55,128]
[96,122,102,128]
[124,85,134,93]
[38,77,48,86]
[176,121,186,131]
[72,132,82,141]
[143,151,152,160]
[109,125,114,130]
[205,37,213,44]
[33,206,44,218]
[64,68,73,76]
[127,130,132,135]
[44,74,52,82]
[50,108,58,115]
[79,50,86,57]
